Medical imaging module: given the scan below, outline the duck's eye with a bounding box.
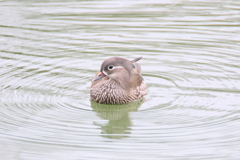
[108,65,114,70]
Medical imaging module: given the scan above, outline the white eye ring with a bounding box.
[108,65,114,70]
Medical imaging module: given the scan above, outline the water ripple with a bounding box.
[1,0,240,159]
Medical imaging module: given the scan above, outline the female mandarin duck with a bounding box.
[90,57,147,104]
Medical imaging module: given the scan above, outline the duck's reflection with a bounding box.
[91,100,143,139]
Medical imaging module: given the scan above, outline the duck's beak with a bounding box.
[93,71,106,81]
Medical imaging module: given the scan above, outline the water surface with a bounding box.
[0,0,240,160]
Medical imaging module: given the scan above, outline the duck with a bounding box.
[90,57,147,104]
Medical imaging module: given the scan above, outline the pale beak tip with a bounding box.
[93,71,106,81]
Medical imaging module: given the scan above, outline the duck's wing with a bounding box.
[131,57,142,74]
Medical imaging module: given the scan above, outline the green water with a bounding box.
[0,0,240,159]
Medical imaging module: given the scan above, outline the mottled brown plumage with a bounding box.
[90,57,147,104]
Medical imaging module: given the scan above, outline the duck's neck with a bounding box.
[110,76,130,90]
